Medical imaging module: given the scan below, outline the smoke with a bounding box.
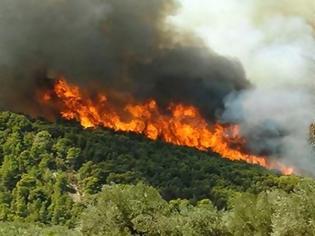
[0,0,249,120]
[173,0,315,173]
[172,0,315,86]
[2,0,314,173]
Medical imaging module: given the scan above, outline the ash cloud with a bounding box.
[0,0,249,120]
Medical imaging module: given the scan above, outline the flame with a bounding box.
[41,76,294,175]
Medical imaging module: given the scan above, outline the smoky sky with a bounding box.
[0,0,249,119]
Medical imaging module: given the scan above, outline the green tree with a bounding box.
[226,192,272,236]
[80,183,170,235]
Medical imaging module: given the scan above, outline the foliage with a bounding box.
[80,181,315,236]
[0,222,79,236]
[0,111,314,235]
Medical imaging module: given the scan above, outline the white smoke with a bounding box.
[171,0,315,173]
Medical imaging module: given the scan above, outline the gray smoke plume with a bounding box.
[0,0,249,120]
[173,0,315,173]
[222,88,315,174]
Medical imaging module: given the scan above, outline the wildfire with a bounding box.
[41,76,294,175]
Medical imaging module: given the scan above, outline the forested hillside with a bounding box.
[0,111,314,235]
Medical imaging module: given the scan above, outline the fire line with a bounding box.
[40,76,294,175]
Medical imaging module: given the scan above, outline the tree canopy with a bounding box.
[0,111,313,235]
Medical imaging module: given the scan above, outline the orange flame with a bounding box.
[41,76,294,175]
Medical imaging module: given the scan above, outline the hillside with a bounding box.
[0,111,314,235]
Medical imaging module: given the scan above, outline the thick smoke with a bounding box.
[0,0,249,120]
[173,0,315,173]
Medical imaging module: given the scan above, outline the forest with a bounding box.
[0,111,314,235]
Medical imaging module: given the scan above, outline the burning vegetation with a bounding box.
[39,77,294,175]
[1,0,311,175]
